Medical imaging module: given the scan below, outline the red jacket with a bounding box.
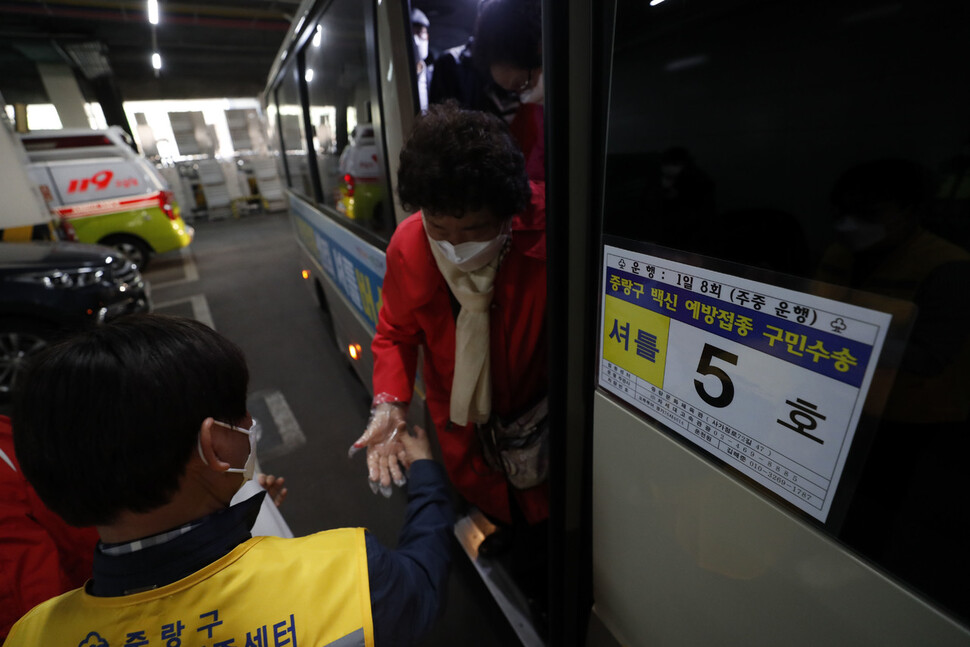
[0,415,99,639]
[509,103,545,182]
[372,182,548,524]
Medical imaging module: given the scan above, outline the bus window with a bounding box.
[600,0,970,623]
[304,1,393,238]
[262,98,287,186]
[277,62,314,199]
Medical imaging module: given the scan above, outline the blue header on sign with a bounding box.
[605,266,871,388]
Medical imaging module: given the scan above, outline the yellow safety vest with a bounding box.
[6,528,375,647]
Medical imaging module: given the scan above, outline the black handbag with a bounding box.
[477,397,549,489]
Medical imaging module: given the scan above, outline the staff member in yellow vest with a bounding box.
[5,314,452,647]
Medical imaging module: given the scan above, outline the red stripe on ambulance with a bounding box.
[56,192,162,219]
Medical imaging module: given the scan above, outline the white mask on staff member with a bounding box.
[198,418,260,484]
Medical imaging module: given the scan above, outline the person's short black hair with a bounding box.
[398,101,530,219]
[472,0,542,71]
[12,314,249,527]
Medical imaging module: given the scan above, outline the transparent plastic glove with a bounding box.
[349,400,408,497]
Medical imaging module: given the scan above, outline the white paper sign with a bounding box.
[598,245,893,521]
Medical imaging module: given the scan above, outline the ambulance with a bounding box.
[20,127,193,269]
[0,105,59,243]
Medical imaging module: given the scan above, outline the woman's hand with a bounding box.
[349,402,408,496]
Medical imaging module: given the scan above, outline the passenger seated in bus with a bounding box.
[816,158,970,615]
[6,314,452,647]
[472,0,544,181]
[927,135,970,249]
[656,146,716,240]
[350,101,548,597]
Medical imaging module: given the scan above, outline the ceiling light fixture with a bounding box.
[150,22,161,77]
[147,0,159,24]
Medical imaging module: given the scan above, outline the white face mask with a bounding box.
[198,418,260,483]
[834,216,887,251]
[519,71,544,104]
[433,231,508,272]
[414,34,429,63]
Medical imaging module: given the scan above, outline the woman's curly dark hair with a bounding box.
[472,0,542,72]
[398,101,530,219]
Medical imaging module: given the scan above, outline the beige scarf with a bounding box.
[425,229,500,426]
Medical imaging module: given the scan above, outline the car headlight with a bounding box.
[11,266,109,289]
[110,260,142,286]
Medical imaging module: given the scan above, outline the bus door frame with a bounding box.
[543,0,608,645]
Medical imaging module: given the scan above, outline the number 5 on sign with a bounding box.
[694,343,738,408]
[666,323,853,474]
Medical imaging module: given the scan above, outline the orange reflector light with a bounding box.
[301,269,310,280]
[348,343,362,360]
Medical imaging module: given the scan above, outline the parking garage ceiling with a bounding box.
[0,0,301,104]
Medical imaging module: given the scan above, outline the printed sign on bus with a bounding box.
[598,244,894,522]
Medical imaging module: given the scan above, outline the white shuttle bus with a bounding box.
[263,0,970,644]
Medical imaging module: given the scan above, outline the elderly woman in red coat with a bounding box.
[351,102,548,560]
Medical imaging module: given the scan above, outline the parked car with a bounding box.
[0,240,151,397]
[20,127,194,269]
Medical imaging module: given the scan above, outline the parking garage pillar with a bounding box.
[90,75,134,143]
[12,104,28,133]
[36,62,89,129]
